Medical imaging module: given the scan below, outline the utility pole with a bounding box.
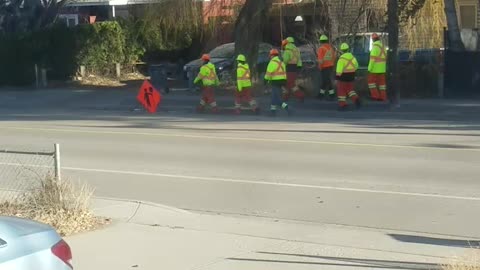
[387,0,400,107]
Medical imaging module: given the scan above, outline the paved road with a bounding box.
[1,89,480,238]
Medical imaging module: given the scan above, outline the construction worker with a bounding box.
[336,43,361,111]
[316,34,336,100]
[282,37,305,102]
[368,33,387,101]
[194,54,220,113]
[235,54,258,114]
[265,49,290,116]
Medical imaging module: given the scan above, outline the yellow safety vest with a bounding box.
[265,56,287,81]
[283,44,303,67]
[336,52,359,76]
[368,40,387,73]
[236,63,252,91]
[194,62,219,86]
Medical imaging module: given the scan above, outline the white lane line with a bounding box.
[2,161,477,201]
[2,126,480,152]
[61,165,480,202]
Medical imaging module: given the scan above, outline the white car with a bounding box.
[0,216,73,270]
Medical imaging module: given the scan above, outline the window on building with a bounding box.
[58,14,79,27]
[458,4,477,29]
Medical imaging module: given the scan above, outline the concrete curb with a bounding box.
[93,196,191,215]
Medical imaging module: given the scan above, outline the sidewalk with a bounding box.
[67,198,476,270]
[1,88,479,122]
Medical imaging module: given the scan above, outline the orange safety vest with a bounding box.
[317,44,335,69]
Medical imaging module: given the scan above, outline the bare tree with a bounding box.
[233,0,273,75]
[0,0,68,33]
[444,0,465,51]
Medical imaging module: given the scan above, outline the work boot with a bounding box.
[285,105,293,116]
[196,105,205,113]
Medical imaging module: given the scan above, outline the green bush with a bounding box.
[0,21,145,86]
[77,22,126,75]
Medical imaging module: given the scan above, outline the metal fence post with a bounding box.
[54,143,61,181]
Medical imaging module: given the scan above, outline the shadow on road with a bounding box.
[1,89,480,134]
[389,233,480,248]
[228,251,443,269]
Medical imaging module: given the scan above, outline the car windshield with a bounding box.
[209,44,235,58]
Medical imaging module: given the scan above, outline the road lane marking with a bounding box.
[1,161,478,201]
[60,165,480,202]
[2,126,480,152]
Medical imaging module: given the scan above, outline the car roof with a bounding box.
[338,32,388,37]
[0,216,53,239]
[211,42,273,51]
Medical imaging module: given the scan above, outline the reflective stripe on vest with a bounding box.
[237,66,251,81]
[266,60,286,77]
[339,56,356,74]
[199,65,217,80]
[371,44,386,63]
[323,47,334,61]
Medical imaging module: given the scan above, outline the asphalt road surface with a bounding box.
[1,89,480,238]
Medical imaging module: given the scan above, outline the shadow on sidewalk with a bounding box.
[228,251,443,269]
[389,233,480,248]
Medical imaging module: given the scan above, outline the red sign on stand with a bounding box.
[137,80,161,114]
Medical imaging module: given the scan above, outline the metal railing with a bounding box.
[0,144,61,203]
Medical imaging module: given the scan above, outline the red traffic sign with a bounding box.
[137,80,161,113]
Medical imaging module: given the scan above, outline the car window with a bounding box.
[209,44,235,58]
[352,36,369,53]
[259,43,272,54]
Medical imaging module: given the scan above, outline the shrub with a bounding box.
[0,176,105,236]
[0,21,145,86]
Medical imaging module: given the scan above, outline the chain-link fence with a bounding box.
[0,144,60,203]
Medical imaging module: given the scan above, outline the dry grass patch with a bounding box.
[77,76,126,87]
[443,249,480,270]
[0,176,107,236]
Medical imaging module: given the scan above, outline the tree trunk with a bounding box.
[444,0,465,51]
[234,0,273,76]
[387,0,400,106]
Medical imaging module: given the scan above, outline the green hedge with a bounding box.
[0,21,145,86]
